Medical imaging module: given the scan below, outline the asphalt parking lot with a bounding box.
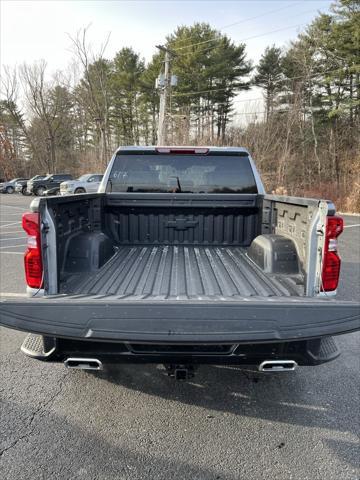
[0,194,359,480]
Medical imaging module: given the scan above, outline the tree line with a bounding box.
[0,0,359,210]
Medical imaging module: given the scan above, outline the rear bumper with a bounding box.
[21,334,341,366]
[0,296,359,343]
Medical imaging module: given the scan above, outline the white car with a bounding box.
[60,174,103,195]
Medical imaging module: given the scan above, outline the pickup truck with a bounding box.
[60,174,103,195]
[27,173,73,196]
[0,147,359,379]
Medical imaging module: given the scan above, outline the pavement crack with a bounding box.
[0,370,70,459]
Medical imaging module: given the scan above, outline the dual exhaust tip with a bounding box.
[258,360,297,372]
[64,358,103,370]
[63,358,297,373]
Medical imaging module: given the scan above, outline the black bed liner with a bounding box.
[62,245,304,299]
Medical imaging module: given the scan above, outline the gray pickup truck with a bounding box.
[0,147,359,379]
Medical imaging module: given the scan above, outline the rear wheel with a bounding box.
[21,186,28,195]
[6,186,14,194]
[74,187,86,194]
[35,186,46,196]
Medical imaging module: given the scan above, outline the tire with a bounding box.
[6,186,14,194]
[21,186,28,195]
[74,188,86,194]
[35,186,46,196]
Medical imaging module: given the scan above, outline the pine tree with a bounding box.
[165,23,252,143]
[254,46,284,121]
[110,48,145,145]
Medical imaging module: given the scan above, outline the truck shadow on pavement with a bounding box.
[90,357,359,437]
[1,341,359,478]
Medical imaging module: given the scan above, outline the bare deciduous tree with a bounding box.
[69,27,111,168]
[20,61,61,172]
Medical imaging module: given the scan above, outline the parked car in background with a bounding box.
[27,173,73,196]
[0,178,29,194]
[15,179,29,195]
[60,174,103,195]
[16,175,46,195]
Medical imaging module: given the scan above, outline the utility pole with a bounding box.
[156,45,175,145]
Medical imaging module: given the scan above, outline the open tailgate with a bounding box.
[0,295,359,343]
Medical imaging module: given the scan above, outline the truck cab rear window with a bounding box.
[108,154,257,194]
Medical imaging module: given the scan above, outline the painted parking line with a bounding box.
[0,204,29,209]
[0,212,26,215]
[0,230,24,235]
[0,240,26,245]
[0,209,26,213]
[0,211,26,214]
[0,212,24,216]
[0,212,22,216]
[0,227,22,232]
[344,224,360,229]
[0,243,27,249]
[0,228,25,232]
[0,251,24,255]
[0,236,27,241]
[0,203,28,213]
[0,207,23,210]
[0,222,21,228]
[0,292,27,297]
[0,233,26,238]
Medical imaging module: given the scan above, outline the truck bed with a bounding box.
[1,163,359,348]
[62,245,304,299]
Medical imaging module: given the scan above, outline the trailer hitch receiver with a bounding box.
[164,364,196,380]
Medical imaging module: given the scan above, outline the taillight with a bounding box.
[22,212,43,288]
[321,215,344,292]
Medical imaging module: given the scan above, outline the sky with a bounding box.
[0,0,333,124]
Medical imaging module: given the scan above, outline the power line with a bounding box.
[173,2,302,52]
[212,98,360,119]
[232,111,266,117]
[193,91,360,119]
[171,3,331,59]
[191,111,266,119]
[170,66,357,99]
[221,97,263,105]
[178,23,305,57]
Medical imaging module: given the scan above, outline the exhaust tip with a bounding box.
[64,358,103,371]
[258,360,297,372]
